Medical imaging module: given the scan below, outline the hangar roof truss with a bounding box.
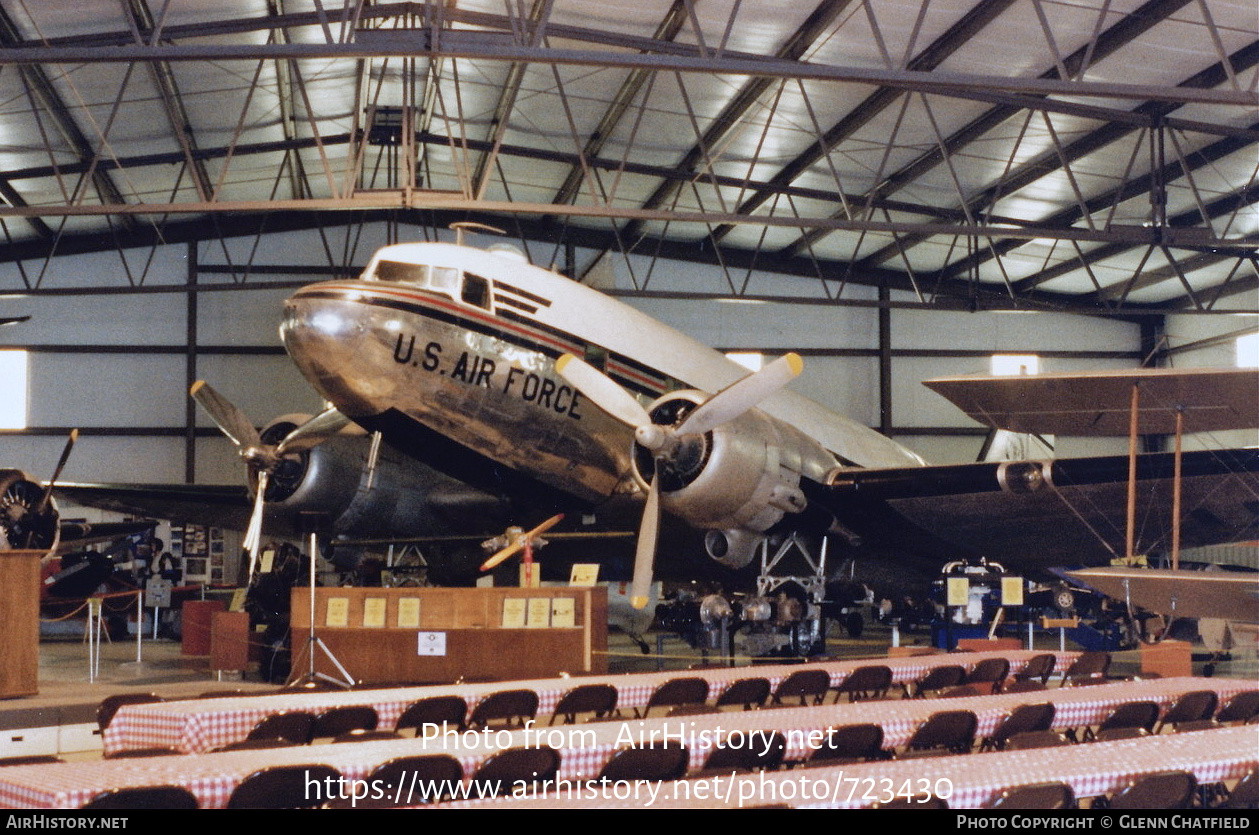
[0,0,1254,316]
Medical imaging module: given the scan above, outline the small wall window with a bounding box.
[727,352,764,372]
[1237,333,1259,368]
[0,350,27,430]
[991,354,1039,376]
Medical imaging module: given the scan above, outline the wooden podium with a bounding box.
[0,550,41,698]
[291,586,607,685]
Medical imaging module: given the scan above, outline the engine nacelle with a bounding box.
[256,416,472,542]
[633,393,835,569]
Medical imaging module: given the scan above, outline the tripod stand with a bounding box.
[286,529,355,689]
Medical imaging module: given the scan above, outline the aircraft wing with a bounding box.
[923,367,1259,435]
[53,482,255,533]
[814,448,1259,571]
[56,519,160,554]
[833,367,1259,571]
[1066,566,1259,625]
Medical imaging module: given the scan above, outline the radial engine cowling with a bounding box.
[254,416,446,542]
[633,393,834,569]
[0,468,59,553]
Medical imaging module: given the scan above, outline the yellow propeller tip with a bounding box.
[555,354,575,373]
[631,596,649,609]
[785,352,804,375]
[189,380,206,395]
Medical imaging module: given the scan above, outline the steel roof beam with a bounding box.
[549,0,689,209]
[469,0,553,198]
[781,0,1197,262]
[969,119,1259,295]
[618,0,856,243]
[858,36,1259,275]
[122,0,213,202]
[0,128,1026,228]
[0,202,1244,317]
[706,0,1019,249]
[1,37,1253,110]
[0,204,1088,312]
[0,7,134,230]
[1012,181,1259,306]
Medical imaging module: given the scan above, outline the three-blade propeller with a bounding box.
[555,353,802,608]
[190,380,350,580]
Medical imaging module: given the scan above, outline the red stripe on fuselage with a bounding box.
[294,280,669,395]
[294,281,583,357]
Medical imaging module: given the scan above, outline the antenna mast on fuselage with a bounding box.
[449,221,506,247]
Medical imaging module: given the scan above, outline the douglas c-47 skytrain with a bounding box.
[276,237,1259,608]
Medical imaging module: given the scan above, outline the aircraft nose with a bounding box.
[280,288,380,415]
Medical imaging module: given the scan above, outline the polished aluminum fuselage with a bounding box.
[281,242,925,508]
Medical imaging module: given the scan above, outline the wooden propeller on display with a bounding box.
[479,513,565,588]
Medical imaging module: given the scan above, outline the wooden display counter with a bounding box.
[1140,638,1193,678]
[291,586,607,685]
[0,550,41,698]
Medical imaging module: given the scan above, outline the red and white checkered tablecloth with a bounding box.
[7,676,1249,808]
[524,676,1253,767]
[104,649,1076,755]
[439,724,1259,809]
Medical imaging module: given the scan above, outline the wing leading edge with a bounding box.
[54,482,255,534]
[923,368,1259,436]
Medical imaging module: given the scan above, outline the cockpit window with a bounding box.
[429,266,460,296]
[373,260,425,284]
[462,273,490,309]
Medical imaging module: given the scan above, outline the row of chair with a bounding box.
[75,706,1259,810]
[81,762,1259,810]
[77,742,674,809]
[987,770,1205,811]
[83,765,1253,811]
[92,650,1054,737]
[91,648,1080,739]
[632,658,1008,716]
[944,687,1259,756]
[95,676,1259,756]
[1069,688,1259,743]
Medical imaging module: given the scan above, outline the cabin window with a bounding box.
[462,273,490,309]
[429,266,460,297]
[584,346,608,371]
[373,260,426,284]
